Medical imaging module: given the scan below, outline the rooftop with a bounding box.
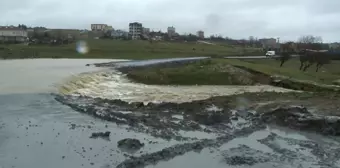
[129,22,142,25]
[0,26,24,30]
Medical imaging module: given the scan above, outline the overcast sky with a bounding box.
[1,0,339,42]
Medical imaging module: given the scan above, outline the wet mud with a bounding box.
[220,130,340,168]
[222,145,277,166]
[257,132,340,167]
[54,94,231,140]
[262,106,340,135]
[90,131,111,140]
[54,91,340,168]
[118,138,145,153]
[116,124,265,168]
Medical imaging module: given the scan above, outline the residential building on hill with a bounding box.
[197,30,204,39]
[91,24,108,31]
[167,26,176,37]
[259,38,277,49]
[0,26,28,42]
[129,22,142,40]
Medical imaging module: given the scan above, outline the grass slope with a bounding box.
[123,58,340,86]
[225,58,340,85]
[0,40,263,59]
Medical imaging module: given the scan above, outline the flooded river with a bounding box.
[1,59,340,168]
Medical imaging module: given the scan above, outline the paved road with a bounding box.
[224,55,300,59]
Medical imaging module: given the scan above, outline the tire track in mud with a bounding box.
[116,124,265,168]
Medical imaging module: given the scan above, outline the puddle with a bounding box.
[118,111,133,115]
[172,115,184,120]
[145,148,223,168]
[145,125,340,168]
[220,128,274,153]
[206,105,223,112]
[178,130,217,140]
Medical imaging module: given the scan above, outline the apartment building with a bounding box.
[167,26,176,37]
[0,26,28,42]
[259,38,277,49]
[197,30,204,39]
[91,24,108,31]
[129,22,142,40]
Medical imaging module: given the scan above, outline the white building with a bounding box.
[167,26,176,37]
[0,26,28,42]
[91,24,108,31]
[129,22,142,40]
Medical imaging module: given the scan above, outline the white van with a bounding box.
[265,51,276,57]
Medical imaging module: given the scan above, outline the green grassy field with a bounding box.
[123,58,340,86]
[124,59,260,85]
[225,58,340,84]
[0,40,263,60]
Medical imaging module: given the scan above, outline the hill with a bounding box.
[0,40,263,59]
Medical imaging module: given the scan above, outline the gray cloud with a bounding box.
[1,0,339,42]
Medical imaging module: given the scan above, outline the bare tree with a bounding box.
[314,36,323,43]
[298,35,323,43]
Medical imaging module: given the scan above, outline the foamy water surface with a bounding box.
[0,58,295,102]
[59,69,295,103]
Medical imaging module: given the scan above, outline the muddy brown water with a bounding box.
[1,59,340,168]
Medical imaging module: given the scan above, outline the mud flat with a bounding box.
[54,92,340,168]
[54,91,340,168]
